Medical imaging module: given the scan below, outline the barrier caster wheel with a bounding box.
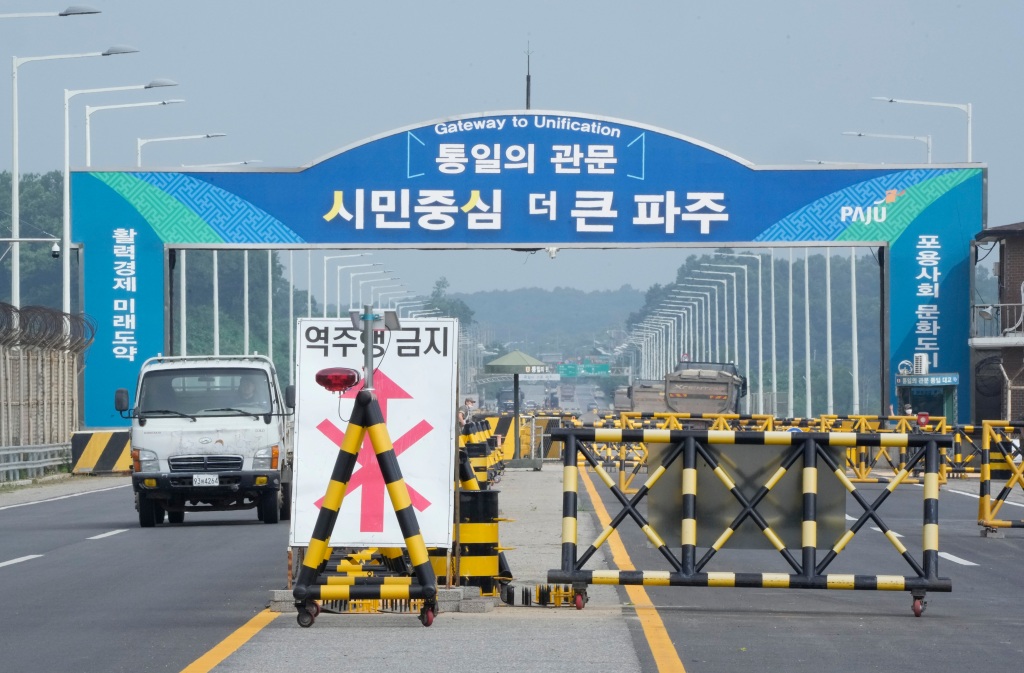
[419,607,434,627]
[574,592,585,610]
[296,601,319,627]
[912,598,925,617]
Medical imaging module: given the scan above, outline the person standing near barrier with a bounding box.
[457,397,474,427]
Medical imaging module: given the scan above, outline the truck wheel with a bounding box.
[261,490,280,524]
[154,503,166,524]
[138,496,156,528]
[280,482,292,521]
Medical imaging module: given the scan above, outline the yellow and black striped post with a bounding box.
[680,436,697,575]
[292,389,438,627]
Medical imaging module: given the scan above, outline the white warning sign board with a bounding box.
[290,317,457,548]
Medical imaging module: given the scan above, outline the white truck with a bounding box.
[114,354,295,527]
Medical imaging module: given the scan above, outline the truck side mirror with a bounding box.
[114,388,130,413]
[284,384,296,410]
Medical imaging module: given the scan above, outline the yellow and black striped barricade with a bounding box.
[292,389,438,627]
[455,489,503,596]
[548,427,953,617]
[71,430,131,474]
[946,426,984,477]
[978,421,1024,532]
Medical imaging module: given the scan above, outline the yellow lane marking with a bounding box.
[180,609,279,673]
[579,468,686,673]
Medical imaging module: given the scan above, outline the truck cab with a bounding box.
[115,354,295,527]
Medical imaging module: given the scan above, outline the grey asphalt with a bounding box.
[210,465,645,673]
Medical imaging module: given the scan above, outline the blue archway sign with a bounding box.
[72,110,983,426]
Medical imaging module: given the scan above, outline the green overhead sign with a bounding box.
[557,363,611,377]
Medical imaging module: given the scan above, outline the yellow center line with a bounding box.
[180,608,279,673]
[579,468,686,673]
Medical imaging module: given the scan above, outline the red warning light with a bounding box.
[916,412,930,427]
[316,367,361,393]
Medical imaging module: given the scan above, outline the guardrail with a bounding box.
[0,443,70,482]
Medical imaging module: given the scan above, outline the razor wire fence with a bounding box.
[0,303,94,458]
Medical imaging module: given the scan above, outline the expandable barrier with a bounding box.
[978,421,1024,531]
[292,389,438,627]
[70,430,131,474]
[460,419,504,487]
[547,427,954,617]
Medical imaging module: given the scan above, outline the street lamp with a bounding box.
[357,277,399,307]
[180,160,262,167]
[872,96,973,162]
[690,274,731,362]
[348,270,393,309]
[661,300,694,361]
[632,325,660,378]
[321,253,370,317]
[64,79,177,314]
[369,284,405,305]
[650,311,683,374]
[10,44,138,309]
[673,290,711,360]
[842,131,932,163]
[377,290,413,308]
[137,133,226,167]
[704,263,750,411]
[715,252,766,413]
[0,5,99,19]
[395,300,428,317]
[86,99,184,166]
[334,262,380,317]
[681,282,721,360]
[646,317,675,376]
[695,269,738,364]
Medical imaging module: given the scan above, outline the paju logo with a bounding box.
[840,189,905,225]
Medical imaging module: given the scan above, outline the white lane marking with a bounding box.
[0,484,131,512]
[938,552,978,567]
[845,514,856,521]
[870,527,903,537]
[0,554,43,568]
[946,488,1024,507]
[87,529,128,540]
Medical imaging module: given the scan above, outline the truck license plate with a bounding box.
[193,474,219,487]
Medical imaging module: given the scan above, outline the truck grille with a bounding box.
[168,455,243,472]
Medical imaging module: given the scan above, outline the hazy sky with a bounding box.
[2,1,1017,297]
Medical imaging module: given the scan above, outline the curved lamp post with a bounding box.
[137,133,226,167]
[1,5,99,19]
[842,131,932,163]
[63,78,177,314]
[872,96,972,162]
[321,253,370,316]
[86,98,184,166]
[334,262,380,317]
[348,270,392,309]
[11,44,138,309]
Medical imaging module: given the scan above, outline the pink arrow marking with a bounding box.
[313,370,434,531]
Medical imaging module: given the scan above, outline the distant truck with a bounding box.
[624,362,747,415]
[497,387,525,412]
[115,354,295,527]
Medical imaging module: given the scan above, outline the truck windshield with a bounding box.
[139,368,273,416]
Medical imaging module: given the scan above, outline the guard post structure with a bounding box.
[548,427,953,617]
